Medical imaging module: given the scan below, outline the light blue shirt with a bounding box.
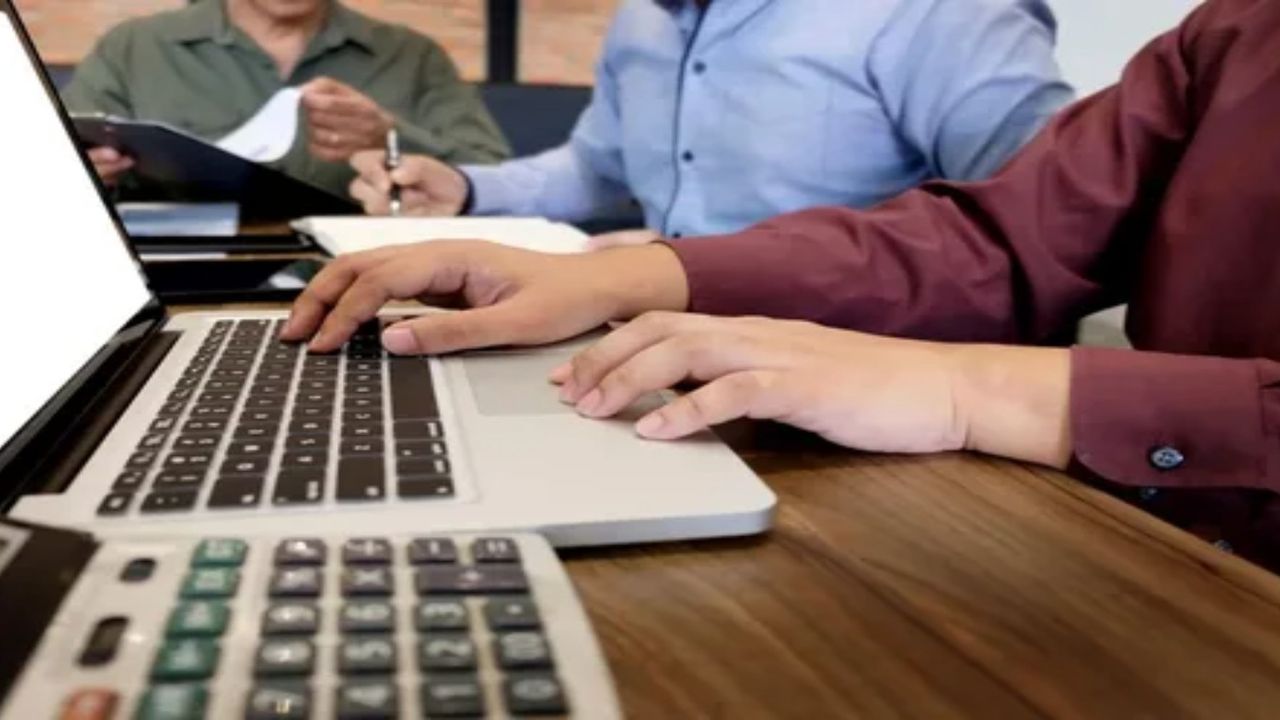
[463,0,1073,238]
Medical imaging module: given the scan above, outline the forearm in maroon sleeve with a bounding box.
[1072,347,1280,491]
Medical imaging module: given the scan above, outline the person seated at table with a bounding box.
[283,0,1280,571]
[346,0,1071,241]
[63,0,510,199]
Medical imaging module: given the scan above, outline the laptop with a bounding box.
[0,4,775,545]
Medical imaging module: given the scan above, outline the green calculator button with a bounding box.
[134,683,207,720]
[192,539,247,567]
[181,568,240,598]
[151,639,220,681]
[167,602,230,637]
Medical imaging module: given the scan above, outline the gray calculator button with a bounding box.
[342,567,393,596]
[340,601,395,633]
[415,565,528,595]
[245,682,310,719]
[263,603,320,635]
[418,634,477,671]
[407,537,457,564]
[336,678,398,720]
[338,637,397,674]
[274,539,327,566]
[471,537,520,563]
[342,538,392,565]
[415,599,470,631]
[270,568,323,598]
[504,674,569,716]
[484,597,541,630]
[494,631,555,670]
[421,677,485,717]
[255,639,315,676]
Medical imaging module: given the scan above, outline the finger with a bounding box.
[350,151,393,192]
[301,76,346,97]
[88,146,122,162]
[561,312,703,403]
[349,176,392,215]
[382,304,540,356]
[305,96,369,118]
[282,248,402,342]
[635,371,784,440]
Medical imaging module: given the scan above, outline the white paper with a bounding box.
[117,202,240,237]
[216,87,303,163]
[292,216,590,256]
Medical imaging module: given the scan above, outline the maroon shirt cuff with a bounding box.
[1071,346,1280,490]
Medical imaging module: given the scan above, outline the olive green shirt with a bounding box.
[62,0,510,198]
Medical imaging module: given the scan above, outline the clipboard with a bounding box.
[71,114,359,221]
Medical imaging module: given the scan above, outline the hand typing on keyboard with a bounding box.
[280,240,688,355]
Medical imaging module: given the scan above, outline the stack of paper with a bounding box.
[292,216,591,256]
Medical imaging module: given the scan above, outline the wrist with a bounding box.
[583,244,690,320]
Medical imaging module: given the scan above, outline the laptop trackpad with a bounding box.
[462,346,663,417]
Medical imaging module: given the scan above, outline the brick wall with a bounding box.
[12,0,618,85]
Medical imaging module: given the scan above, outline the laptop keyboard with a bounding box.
[98,318,454,517]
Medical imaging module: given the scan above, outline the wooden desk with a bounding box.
[176,303,1280,718]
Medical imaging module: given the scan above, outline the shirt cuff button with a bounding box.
[1149,445,1186,471]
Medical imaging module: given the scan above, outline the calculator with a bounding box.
[0,519,621,719]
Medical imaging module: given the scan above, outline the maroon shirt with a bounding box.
[672,0,1280,569]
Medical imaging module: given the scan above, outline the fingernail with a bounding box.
[548,362,571,384]
[575,388,602,416]
[635,413,665,437]
[382,326,420,355]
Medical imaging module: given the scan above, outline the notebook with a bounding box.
[292,217,591,256]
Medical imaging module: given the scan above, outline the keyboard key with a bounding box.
[273,470,325,505]
[235,423,279,440]
[166,601,230,637]
[343,410,380,424]
[344,396,382,411]
[245,683,310,720]
[341,422,382,439]
[96,492,132,516]
[165,452,214,470]
[127,450,159,469]
[340,601,395,633]
[284,434,327,451]
[416,566,528,595]
[196,391,239,404]
[337,457,385,502]
[181,568,240,598]
[154,470,205,488]
[342,538,392,565]
[203,379,244,392]
[504,674,568,716]
[210,368,250,380]
[338,637,397,674]
[335,678,397,720]
[340,439,383,456]
[293,404,330,419]
[342,567,393,597]
[397,457,450,477]
[190,404,233,419]
[281,451,327,469]
[263,603,320,636]
[149,417,179,434]
[270,568,323,598]
[227,440,274,457]
[141,490,199,514]
[408,538,458,565]
[494,631,554,670]
[398,477,455,499]
[472,538,520,563]
[304,356,339,368]
[246,396,286,410]
[173,435,218,450]
[135,684,206,720]
[484,597,541,630]
[346,360,380,373]
[275,538,327,565]
[113,470,146,491]
[256,369,292,384]
[242,409,283,424]
[183,418,228,434]
[137,433,167,450]
[345,372,379,385]
[393,420,444,440]
[222,457,268,476]
[388,356,438,419]
[156,402,186,417]
[344,383,381,398]
[295,391,335,406]
[151,638,220,681]
[208,477,264,509]
[289,418,330,435]
[395,440,446,460]
[193,538,248,567]
[59,688,118,720]
[418,634,477,671]
[256,639,315,677]
[415,599,469,631]
[421,677,485,718]
[251,383,289,397]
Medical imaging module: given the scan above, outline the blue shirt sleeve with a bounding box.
[868,0,1074,181]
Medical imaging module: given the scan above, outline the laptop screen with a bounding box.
[0,14,151,450]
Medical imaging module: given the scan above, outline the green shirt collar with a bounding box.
[163,1,376,54]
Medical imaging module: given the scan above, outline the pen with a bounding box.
[384,127,402,216]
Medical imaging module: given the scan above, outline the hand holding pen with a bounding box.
[384,128,402,216]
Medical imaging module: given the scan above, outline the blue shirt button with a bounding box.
[692,61,707,74]
[681,150,695,163]
[1149,446,1185,471]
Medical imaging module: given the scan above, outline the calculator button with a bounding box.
[59,688,118,720]
[96,492,132,516]
[408,537,457,564]
[418,634,477,671]
[336,678,398,720]
[192,539,247,567]
[504,674,568,716]
[342,538,392,565]
[151,639,220,681]
[471,537,520,563]
[274,539,327,565]
[494,631,555,670]
[415,565,529,595]
[342,567,393,596]
[255,639,316,677]
[245,683,311,720]
[340,601,395,633]
[79,617,128,667]
[484,597,541,630]
[415,599,469,631]
[141,490,199,514]
[270,568,324,598]
[167,602,230,637]
[135,684,207,720]
[338,637,397,674]
[181,568,240,598]
[420,677,485,718]
[263,603,321,636]
[113,471,147,491]
[120,558,156,583]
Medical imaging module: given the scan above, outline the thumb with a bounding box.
[382,305,533,356]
